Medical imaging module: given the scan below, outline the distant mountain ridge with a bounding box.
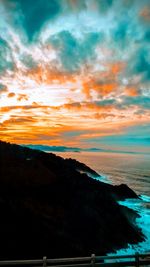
[0,141,144,260]
[24,144,82,152]
[23,144,147,154]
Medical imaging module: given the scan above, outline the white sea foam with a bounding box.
[108,195,150,256]
[78,169,111,184]
[94,173,111,184]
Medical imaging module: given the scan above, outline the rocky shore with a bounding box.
[0,141,144,260]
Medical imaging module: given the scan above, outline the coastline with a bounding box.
[0,141,145,259]
[54,151,150,255]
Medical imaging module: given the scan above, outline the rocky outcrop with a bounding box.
[112,184,139,200]
[0,141,144,260]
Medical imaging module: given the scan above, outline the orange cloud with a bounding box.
[24,65,77,85]
[94,112,115,119]
[62,101,114,112]
[1,108,150,147]
[0,115,80,146]
[82,62,125,98]
[97,83,117,95]
[82,78,117,98]
[1,116,37,126]
[110,62,125,75]
[17,94,29,101]
[0,105,39,113]
[7,92,16,98]
[1,57,150,148]
[124,87,139,97]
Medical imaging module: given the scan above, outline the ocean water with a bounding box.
[55,151,150,255]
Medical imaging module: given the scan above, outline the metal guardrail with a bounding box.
[0,253,150,267]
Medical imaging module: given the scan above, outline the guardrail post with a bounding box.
[91,254,95,267]
[43,256,47,267]
[135,252,139,267]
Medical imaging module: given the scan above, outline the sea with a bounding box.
[54,151,150,255]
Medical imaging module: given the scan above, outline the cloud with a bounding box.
[8,92,16,98]
[78,122,150,151]
[0,0,150,148]
[82,62,125,98]
[0,105,49,113]
[50,30,103,71]
[17,94,28,101]
[66,0,87,11]
[126,46,150,84]
[20,53,37,69]
[3,0,61,41]
[144,29,150,42]
[0,37,14,73]
[124,87,140,97]
[140,6,150,22]
[111,18,134,49]
[0,84,8,93]
[1,115,37,126]
[120,95,150,110]
[61,99,116,112]
[96,0,114,13]
[89,123,150,147]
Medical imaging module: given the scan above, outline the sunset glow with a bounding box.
[0,0,150,150]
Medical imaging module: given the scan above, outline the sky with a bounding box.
[0,0,150,152]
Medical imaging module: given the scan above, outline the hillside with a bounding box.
[0,141,144,260]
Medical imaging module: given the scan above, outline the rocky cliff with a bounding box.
[0,141,144,260]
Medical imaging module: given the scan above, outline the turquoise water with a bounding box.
[55,151,150,254]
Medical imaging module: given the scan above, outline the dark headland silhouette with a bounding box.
[0,141,144,260]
